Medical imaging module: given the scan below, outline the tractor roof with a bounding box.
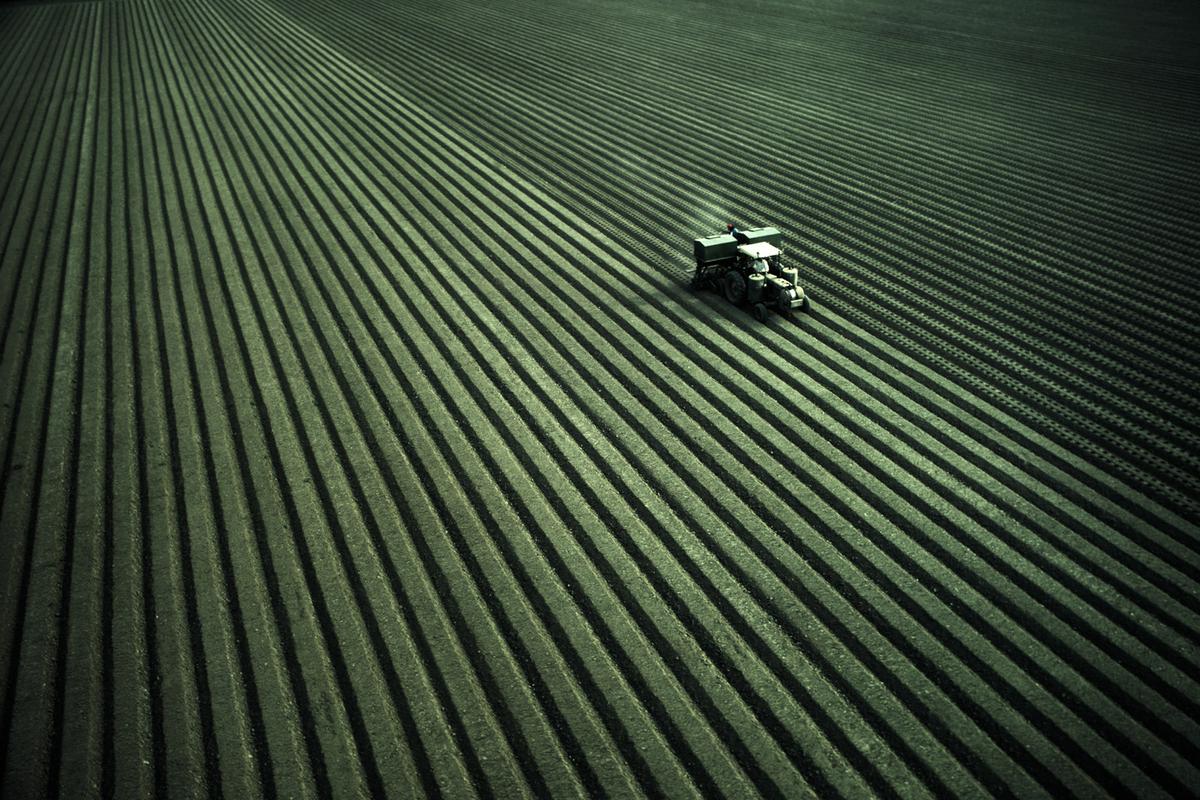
[737,242,780,260]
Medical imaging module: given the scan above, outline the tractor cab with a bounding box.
[737,242,780,274]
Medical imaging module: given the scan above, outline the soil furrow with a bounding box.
[0,8,96,794]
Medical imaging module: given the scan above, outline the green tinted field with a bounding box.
[1,0,1197,797]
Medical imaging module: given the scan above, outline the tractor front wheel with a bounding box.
[777,288,795,315]
[753,302,768,322]
[723,270,747,305]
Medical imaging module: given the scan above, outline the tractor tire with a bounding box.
[801,295,811,313]
[753,302,768,322]
[777,288,794,314]
[723,270,747,305]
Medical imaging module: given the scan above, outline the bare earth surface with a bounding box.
[1,0,1198,797]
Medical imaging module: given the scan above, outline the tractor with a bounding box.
[692,226,810,321]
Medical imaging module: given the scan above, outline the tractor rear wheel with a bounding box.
[723,270,747,305]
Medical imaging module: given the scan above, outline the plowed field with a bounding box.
[1,0,1198,797]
